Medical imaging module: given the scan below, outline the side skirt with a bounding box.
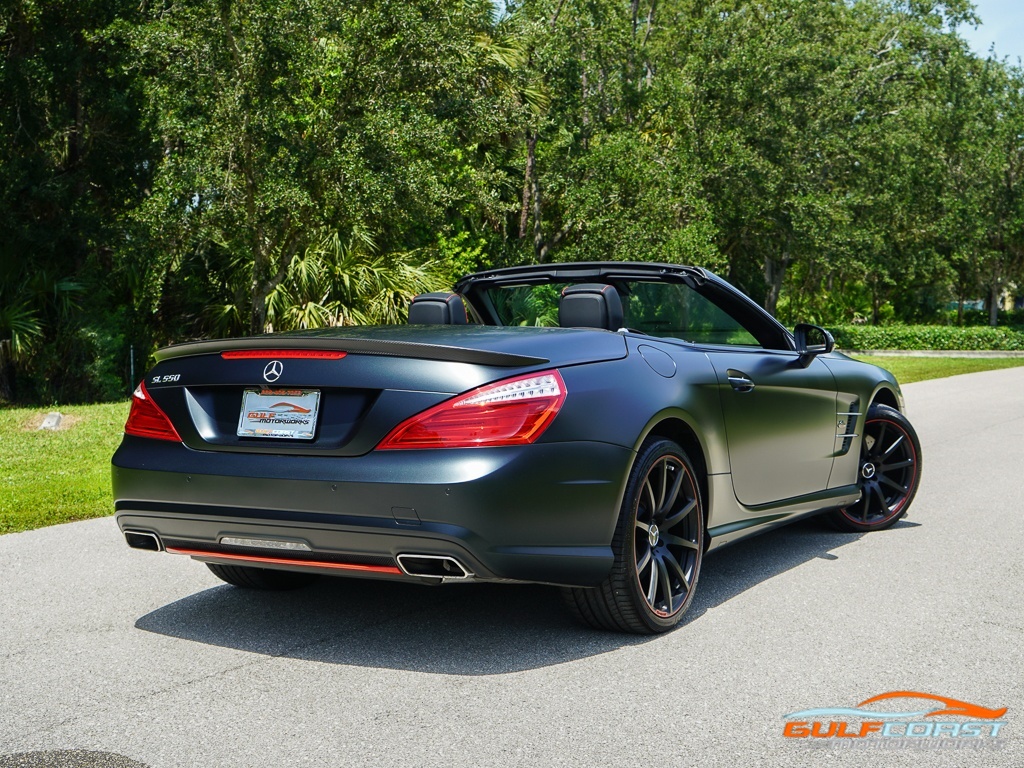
[705,481,861,552]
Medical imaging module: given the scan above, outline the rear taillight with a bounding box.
[377,370,566,450]
[124,381,182,442]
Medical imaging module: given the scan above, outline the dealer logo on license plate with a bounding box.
[237,388,320,440]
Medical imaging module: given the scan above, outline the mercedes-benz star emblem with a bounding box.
[263,360,284,382]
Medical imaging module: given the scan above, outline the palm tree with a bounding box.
[259,231,447,333]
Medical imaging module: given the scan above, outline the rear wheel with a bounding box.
[563,438,704,634]
[828,404,922,532]
[206,562,320,590]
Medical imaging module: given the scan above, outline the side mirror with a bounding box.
[794,323,835,367]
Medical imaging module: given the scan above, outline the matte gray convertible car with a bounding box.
[113,262,921,633]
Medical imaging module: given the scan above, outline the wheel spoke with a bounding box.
[664,552,691,592]
[872,483,888,513]
[880,475,907,494]
[664,498,696,529]
[646,555,659,605]
[659,466,684,517]
[658,554,673,610]
[635,520,651,532]
[662,532,699,550]
[882,433,905,458]
[643,479,657,520]
[881,458,913,471]
[636,545,652,573]
[872,422,888,458]
[656,461,668,512]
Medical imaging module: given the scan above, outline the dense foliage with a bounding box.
[831,323,1024,350]
[2,0,1023,402]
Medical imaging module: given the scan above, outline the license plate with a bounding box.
[237,388,320,440]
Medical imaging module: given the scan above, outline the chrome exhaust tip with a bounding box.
[124,530,163,552]
[396,554,472,580]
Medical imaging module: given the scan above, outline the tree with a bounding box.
[933,54,1024,326]
[130,0,523,338]
[505,0,719,266]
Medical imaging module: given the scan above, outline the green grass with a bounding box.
[0,401,128,534]
[850,355,1024,384]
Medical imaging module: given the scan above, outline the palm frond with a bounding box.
[0,297,44,359]
[257,231,446,332]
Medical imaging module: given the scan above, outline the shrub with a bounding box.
[829,324,1024,351]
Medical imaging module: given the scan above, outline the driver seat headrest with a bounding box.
[559,283,624,331]
[408,292,468,325]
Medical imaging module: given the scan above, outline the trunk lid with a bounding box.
[142,326,626,456]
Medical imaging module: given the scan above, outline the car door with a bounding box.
[703,347,838,507]
[619,277,840,508]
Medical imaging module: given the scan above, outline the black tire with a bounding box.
[206,562,320,590]
[562,438,704,634]
[827,403,922,533]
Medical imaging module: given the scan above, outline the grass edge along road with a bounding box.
[2,355,1024,535]
[849,354,1024,384]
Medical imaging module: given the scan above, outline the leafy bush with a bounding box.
[17,321,130,404]
[830,325,1024,351]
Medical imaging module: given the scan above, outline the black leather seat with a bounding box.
[408,292,469,325]
[558,283,624,330]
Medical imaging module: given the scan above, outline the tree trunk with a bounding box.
[871,281,882,326]
[244,131,265,335]
[519,132,537,239]
[251,260,267,335]
[762,252,790,317]
[580,52,589,152]
[532,162,544,259]
[988,282,1000,327]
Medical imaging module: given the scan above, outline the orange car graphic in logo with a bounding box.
[266,402,311,414]
[858,692,1006,720]
[783,691,1007,740]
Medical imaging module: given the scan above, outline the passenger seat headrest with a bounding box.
[559,283,624,331]
[408,292,468,325]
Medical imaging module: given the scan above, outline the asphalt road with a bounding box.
[2,367,1022,768]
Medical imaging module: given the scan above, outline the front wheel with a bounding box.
[562,438,704,634]
[828,404,922,532]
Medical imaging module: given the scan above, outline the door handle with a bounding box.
[727,370,755,393]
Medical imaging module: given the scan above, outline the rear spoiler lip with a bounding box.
[154,335,550,368]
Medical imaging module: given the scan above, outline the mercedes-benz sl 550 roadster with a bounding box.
[112,262,921,633]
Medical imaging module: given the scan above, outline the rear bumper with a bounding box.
[112,436,633,586]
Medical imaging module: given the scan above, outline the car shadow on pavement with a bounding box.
[135,518,919,675]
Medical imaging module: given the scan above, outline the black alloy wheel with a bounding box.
[563,438,704,634]
[829,404,922,532]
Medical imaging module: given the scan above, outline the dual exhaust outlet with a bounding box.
[395,554,471,580]
[124,530,162,551]
[123,529,471,580]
